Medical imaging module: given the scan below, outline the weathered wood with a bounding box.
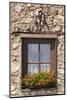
[28,62,50,64]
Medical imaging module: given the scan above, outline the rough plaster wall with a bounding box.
[10,3,64,33]
[10,2,65,97]
[57,35,64,94]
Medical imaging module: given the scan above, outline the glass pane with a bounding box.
[40,44,50,62]
[28,64,39,74]
[40,64,50,72]
[28,44,39,62]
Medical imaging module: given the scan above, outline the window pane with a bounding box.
[40,64,50,72]
[28,64,39,74]
[40,44,50,62]
[28,44,39,62]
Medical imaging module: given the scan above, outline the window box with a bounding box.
[22,71,57,89]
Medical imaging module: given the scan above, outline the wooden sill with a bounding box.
[22,84,57,90]
[22,87,57,92]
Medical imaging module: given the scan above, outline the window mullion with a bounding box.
[39,44,40,72]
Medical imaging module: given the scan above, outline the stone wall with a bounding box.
[10,2,65,97]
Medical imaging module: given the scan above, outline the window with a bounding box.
[28,44,50,74]
[22,37,57,77]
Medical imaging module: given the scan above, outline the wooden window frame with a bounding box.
[21,34,57,77]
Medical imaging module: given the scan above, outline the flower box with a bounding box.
[22,71,57,89]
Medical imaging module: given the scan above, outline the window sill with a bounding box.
[22,87,57,93]
[22,84,57,90]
